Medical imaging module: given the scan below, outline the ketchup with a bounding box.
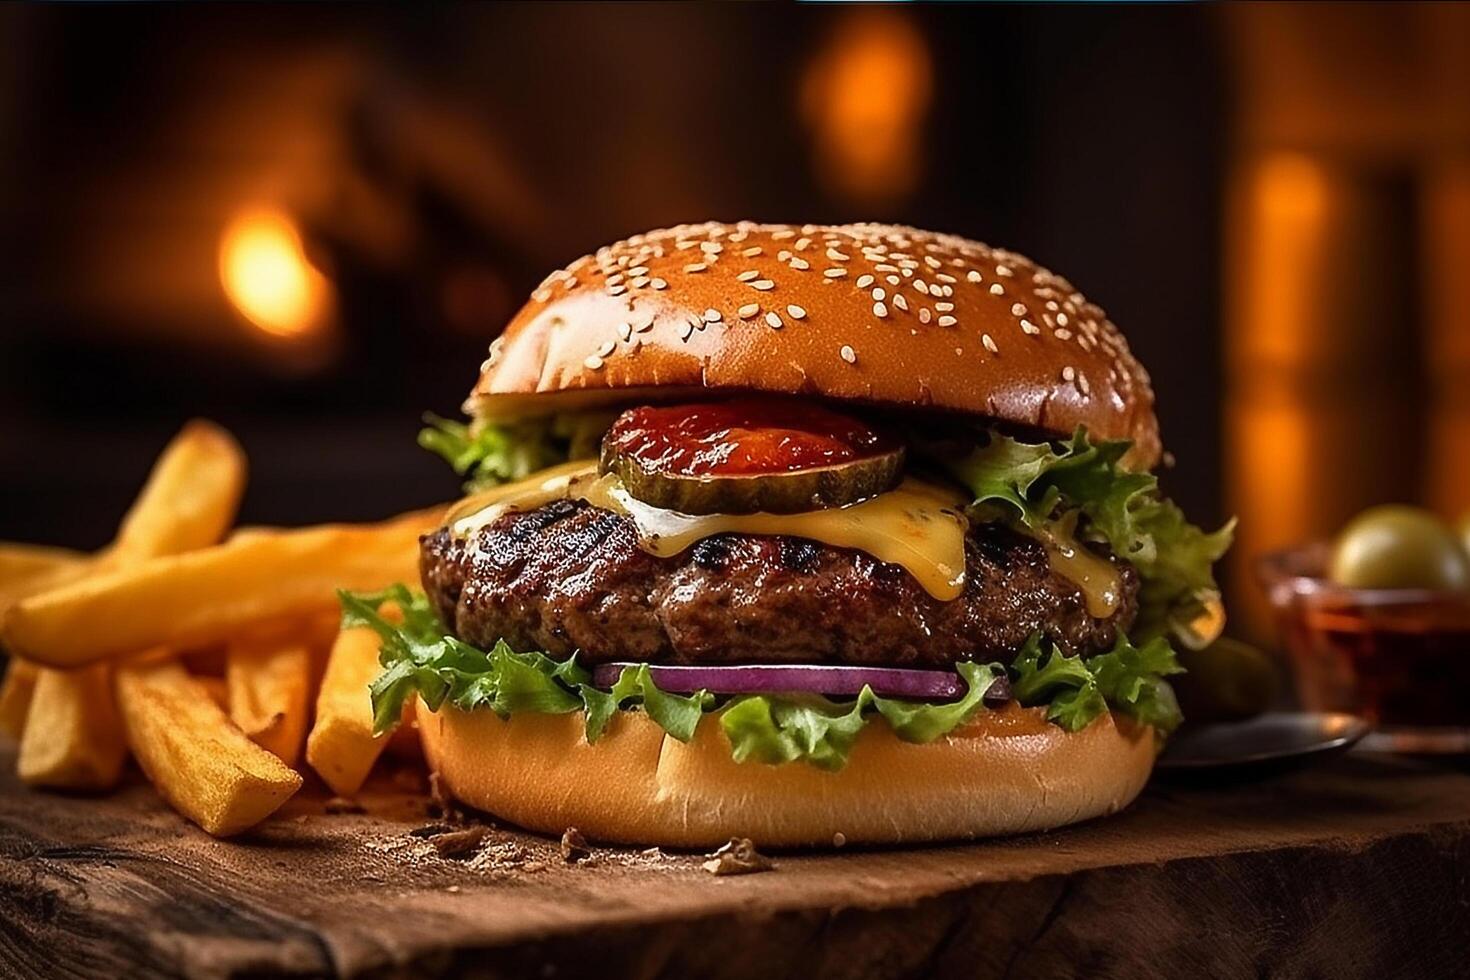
[604,399,898,477]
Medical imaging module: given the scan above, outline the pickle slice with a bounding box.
[599,400,906,515]
[602,443,904,514]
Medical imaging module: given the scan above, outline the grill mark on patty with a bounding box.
[422,499,1139,668]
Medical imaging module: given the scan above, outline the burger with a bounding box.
[344,221,1232,847]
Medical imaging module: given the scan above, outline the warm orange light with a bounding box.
[219,209,329,338]
[801,11,933,207]
[1238,153,1330,368]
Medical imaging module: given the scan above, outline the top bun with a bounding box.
[468,222,1160,467]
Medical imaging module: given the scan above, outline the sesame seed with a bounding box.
[596,340,615,357]
[872,287,886,301]
[936,273,957,284]
[750,279,775,291]
[826,248,850,261]
[565,277,578,289]
[700,242,722,254]
[937,314,958,327]
[676,241,697,250]
[778,250,792,262]
[873,301,889,318]
[1055,328,1073,340]
[584,354,605,370]
[632,314,655,332]
[840,344,857,364]
[875,263,898,273]
[996,264,1013,277]
[606,272,625,285]
[650,277,668,290]
[628,265,649,276]
[684,263,707,273]
[919,308,933,324]
[1078,373,1092,395]
[914,280,929,295]
[856,274,875,288]
[1021,319,1040,335]
[617,323,632,342]
[703,308,723,323]
[630,276,649,288]
[532,289,551,303]
[892,294,909,312]
[925,255,942,269]
[680,320,695,341]
[1057,312,1069,325]
[1011,303,1028,316]
[765,311,783,329]
[1062,366,1076,382]
[983,333,998,353]
[742,246,763,257]
[935,301,955,312]
[794,237,811,250]
[789,257,811,271]
[738,303,760,318]
[823,268,847,278]
[737,270,760,282]
[989,283,1005,296]
[786,304,807,319]
[606,284,627,296]
[967,270,983,283]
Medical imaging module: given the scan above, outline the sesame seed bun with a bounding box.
[416,699,1156,848]
[468,221,1161,466]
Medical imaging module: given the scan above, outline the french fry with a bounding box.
[108,420,247,566]
[226,638,311,767]
[0,660,38,739]
[306,619,402,797]
[196,675,230,712]
[0,543,86,592]
[3,506,441,670]
[115,661,302,837]
[17,666,127,789]
[17,420,248,790]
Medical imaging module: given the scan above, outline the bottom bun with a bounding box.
[416,700,1156,848]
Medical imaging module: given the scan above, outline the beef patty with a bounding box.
[421,499,1139,667]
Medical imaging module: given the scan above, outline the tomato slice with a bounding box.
[604,399,899,477]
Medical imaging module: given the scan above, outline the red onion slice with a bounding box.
[591,663,976,701]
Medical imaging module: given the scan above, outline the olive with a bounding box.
[1328,505,1470,591]
[1173,637,1278,723]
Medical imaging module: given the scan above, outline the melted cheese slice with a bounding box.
[1024,512,1123,619]
[448,462,970,601]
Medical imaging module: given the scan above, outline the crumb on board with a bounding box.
[561,827,591,863]
[702,838,775,876]
[430,826,488,858]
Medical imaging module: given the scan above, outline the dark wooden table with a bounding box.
[1,744,1467,980]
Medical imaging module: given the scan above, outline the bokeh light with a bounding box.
[219,208,331,339]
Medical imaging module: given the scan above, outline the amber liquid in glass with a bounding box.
[1294,601,1470,727]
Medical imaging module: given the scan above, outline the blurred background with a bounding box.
[1,3,1467,641]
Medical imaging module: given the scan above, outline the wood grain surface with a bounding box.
[1,745,1467,980]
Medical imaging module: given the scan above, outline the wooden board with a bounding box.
[2,745,1468,979]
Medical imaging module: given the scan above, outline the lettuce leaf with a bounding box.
[418,411,610,491]
[938,427,1233,639]
[720,661,1006,771]
[1010,631,1184,734]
